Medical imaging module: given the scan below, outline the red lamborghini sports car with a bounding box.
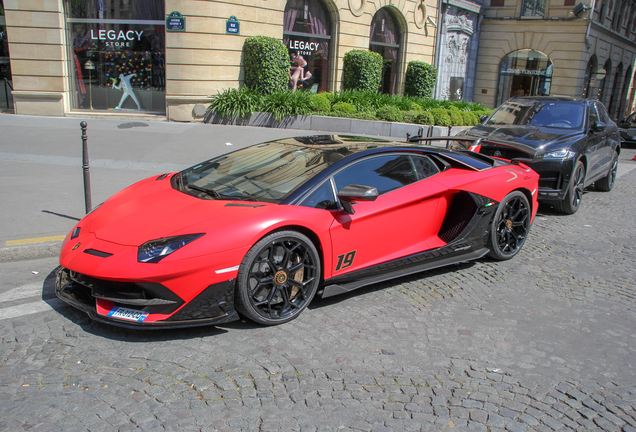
[56,135,539,328]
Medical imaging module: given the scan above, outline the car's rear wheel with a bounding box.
[595,152,618,192]
[235,231,320,325]
[488,191,530,261]
[554,161,585,215]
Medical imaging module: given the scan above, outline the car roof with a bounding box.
[507,96,588,104]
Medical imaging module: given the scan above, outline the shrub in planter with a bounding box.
[342,50,383,91]
[262,91,313,121]
[448,109,464,126]
[461,111,478,126]
[376,105,404,122]
[243,36,289,95]
[415,111,435,125]
[310,93,331,112]
[332,101,357,114]
[208,87,261,120]
[404,61,438,98]
[430,108,451,126]
[402,110,422,124]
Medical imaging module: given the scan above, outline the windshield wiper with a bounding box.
[186,184,221,199]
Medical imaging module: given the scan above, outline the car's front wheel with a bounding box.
[554,161,585,215]
[488,191,531,261]
[595,151,618,192]
[235,231,321,325]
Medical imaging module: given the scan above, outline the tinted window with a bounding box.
[334,154,418,195]
[300,180,338,209]
[413,155,440,180]
[595,102,611,124]
[487,100,585,129]
[589,104,600,126]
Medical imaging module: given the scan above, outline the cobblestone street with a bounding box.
[1,167,635,431]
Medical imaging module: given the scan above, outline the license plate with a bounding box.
[107,306,149,322]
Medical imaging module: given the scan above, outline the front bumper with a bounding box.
[55,267,239,329]
[525,159,575,202]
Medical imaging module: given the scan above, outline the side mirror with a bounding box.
[479,114,489,124]
[337,184,379,215]
[592,121,607,132]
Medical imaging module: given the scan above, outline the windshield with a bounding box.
[179,139,357,203]
[486,100,585,130]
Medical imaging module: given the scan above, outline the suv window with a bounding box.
[594,102,611,124]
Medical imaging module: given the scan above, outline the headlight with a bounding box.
[138,234,205,263]
[544,149,575,160]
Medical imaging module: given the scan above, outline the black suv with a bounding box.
[457,97,620,214]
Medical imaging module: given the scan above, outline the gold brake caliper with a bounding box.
[290,254,303,300]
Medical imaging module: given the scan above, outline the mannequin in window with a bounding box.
[289,53,312,92]
[112,73,142,110]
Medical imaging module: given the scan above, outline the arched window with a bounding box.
[598,59,611,103]
[496,49,552,106]
[284,0,333,93]
[369,7,402,94]
[617,66,632,119]
[582,55,598,99]
[608,62,623,116]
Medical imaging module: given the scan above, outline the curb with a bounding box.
[0,241,62,263]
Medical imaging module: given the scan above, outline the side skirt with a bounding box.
[320,247,489,298]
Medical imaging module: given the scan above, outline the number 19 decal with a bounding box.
[335,250,356,271]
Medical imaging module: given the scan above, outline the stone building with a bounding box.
[1,0,439,121]
[472,0,636,119]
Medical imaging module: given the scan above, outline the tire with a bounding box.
[554,161,585,215]
[487,191,531,261]
[235,231,321,325]
[595,152,618,192]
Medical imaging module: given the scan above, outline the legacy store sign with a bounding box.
[287,39,320,57]
[90,29,144,48]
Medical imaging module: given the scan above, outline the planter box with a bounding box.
[204,110,466,140]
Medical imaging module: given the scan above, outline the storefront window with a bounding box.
[283,0,332,93]
[496,49,552,106]
[369,8,401,95]
[0,0,12,109]
[65,0,165,112]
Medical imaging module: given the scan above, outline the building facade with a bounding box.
[2,0,439,121]
[472,0,636,119]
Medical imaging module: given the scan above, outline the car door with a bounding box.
[584,102,607,181]
[326,153,448,278]
[594,102,620,170]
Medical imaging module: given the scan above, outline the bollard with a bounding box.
[81,121,92,214]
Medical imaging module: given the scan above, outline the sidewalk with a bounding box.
[1,113,635,261]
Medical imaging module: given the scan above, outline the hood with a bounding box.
[463,124,583,150]
[86,176,264,246]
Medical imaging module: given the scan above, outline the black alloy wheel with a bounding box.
[555,161,585,215]
[235,231,321,325]
[595,152,618,192]
[488,191,531,261]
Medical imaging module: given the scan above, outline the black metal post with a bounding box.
[3,78,8,109]
[81,121,92,214]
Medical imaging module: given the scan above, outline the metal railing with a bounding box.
[2,78,13,109]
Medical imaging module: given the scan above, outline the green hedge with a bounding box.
[332,102,357,114]
[243,36,289,95]
[310,93,331,112]
[376,105,404,122]
[342,50,383,91]
[404,61,438,98]
[430,108,452,126]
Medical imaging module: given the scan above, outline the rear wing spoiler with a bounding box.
[406,134,544,164]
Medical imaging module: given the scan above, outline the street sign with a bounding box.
[166,11,185,32]
[226,16,240,35]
